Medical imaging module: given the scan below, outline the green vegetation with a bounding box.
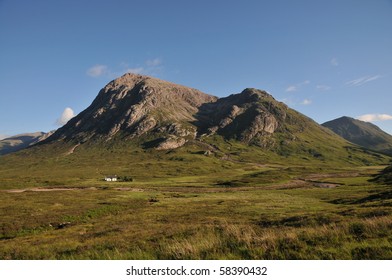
[322,116,392,156]
[0,134,387,189]
[2,72,391,260]
[371,165,392,185]
[0,172,391,259]
[0,138,391,259]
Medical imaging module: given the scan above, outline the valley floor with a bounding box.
[0,166,391,260]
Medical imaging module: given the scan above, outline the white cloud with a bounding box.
[331,58,339,66]
[301,99,312,105]
[56,107,76,126]
[285,85,297,92]
[0,134,9,140]
[285,80,310,92]
[87,65,108,77]
[123,58,163,75]
[357,114,392,122]
[346,75,382,87]
[125,67,145,74]
[146,58,162,67]
[88,58,164,78]
[316,85,331,91]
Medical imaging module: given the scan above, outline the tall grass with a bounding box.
[157,217,392,260]
[0,145,391,260]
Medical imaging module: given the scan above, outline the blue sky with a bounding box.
[1,0,392,138]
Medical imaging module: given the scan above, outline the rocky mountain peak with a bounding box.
[240,88,273,100]
[104,73,216,106]
[42,74,323,151]
[45,74,217,145]
[195,87,287,144]
[322,116,392,155]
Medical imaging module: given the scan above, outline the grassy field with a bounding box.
[0,139,391,259]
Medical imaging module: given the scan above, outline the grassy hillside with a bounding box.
[1,139,391,259]
[1,111,391,260]
[0,131,388,189]
[323,116,392,155]
[371,165,392,185]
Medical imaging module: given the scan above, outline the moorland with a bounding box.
[0,138,391,259]
[1,74,391,259]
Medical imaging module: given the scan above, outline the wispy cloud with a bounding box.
[146,58,162,67]
[346,75,382,87]
[331,57,339,66]
[357,114,392,122]
[301,99,312,105]
[285,80,310,92]
[86,65,108,77]
[285,85,297,92]
[124,58,163,75]
[303,80,310,84]
[316,85,331,91]
[87,58,164,78]
[56,107,76,126]
[125,67,145,74]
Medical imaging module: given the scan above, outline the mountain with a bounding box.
[45,73,293,148]
[1,73,388,189]
[45,73,217,149]
[0,131,54,155]
[42,73,353,157]
[322,116,392,156]
[38,73,389,164]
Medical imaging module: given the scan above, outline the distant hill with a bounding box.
[322,116,392,156]
[0,131,54,155]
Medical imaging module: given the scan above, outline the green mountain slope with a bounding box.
[0,75,389,188]
[371,165,392,185]
[322,116,392,156]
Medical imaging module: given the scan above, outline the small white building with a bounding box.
[104,175,118,182]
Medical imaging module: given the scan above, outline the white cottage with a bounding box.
[104,175,118,182]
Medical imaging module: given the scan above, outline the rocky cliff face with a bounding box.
[43,73,329,151]
[47,74,217,147]
[196,88,286,143]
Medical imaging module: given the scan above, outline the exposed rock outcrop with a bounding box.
[156,137,187,150]
[196,88,286,143]
[45,73,217,145]
[42,74,320,151]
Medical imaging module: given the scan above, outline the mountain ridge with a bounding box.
[45,73,217,147]
[0,131,54,155]
[0,74,389,192]
[0,73,387,170]
[42,73,339,154]
[322,116,392,156]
